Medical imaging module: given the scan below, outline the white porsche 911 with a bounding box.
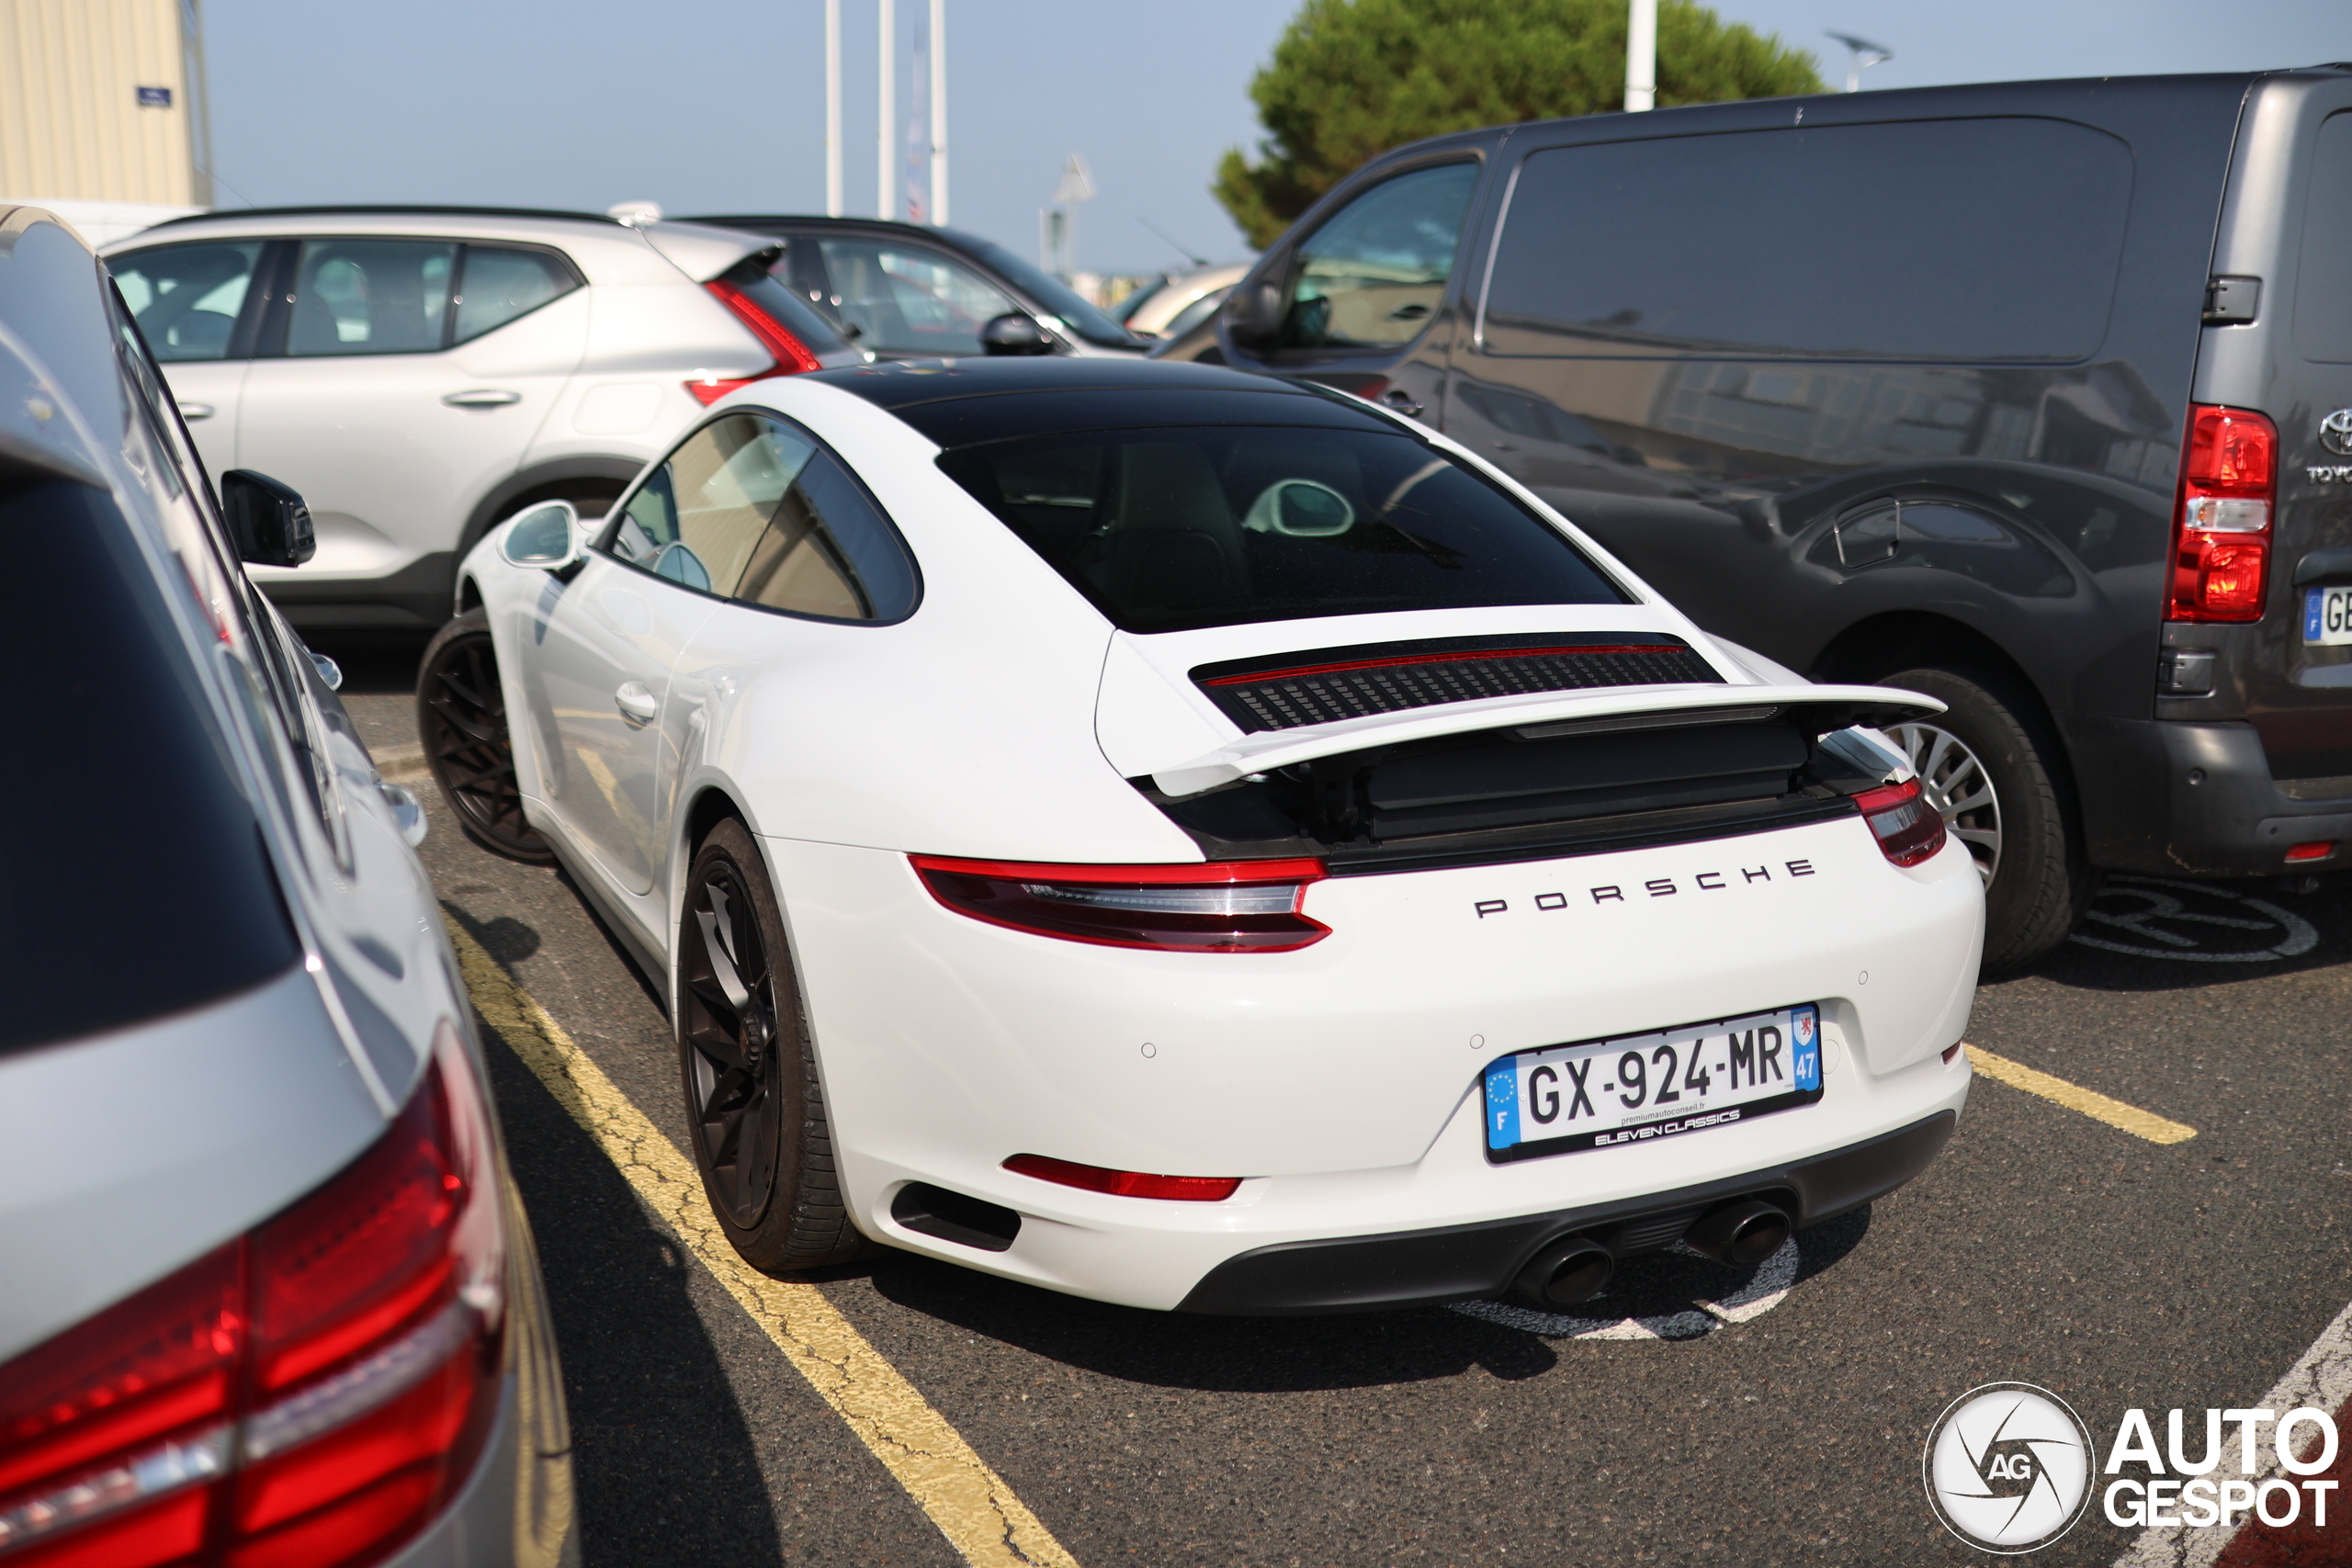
[426,358,1979,1314]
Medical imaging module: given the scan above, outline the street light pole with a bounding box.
[1826,31,1894,93]
[1624,0,1656,113]
[928,0,946,226]
[824,0,842,216]
[877,0,895,220]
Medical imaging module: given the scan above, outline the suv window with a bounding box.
[1482,118,2133,362]
[287,239,457,356]
[815,237,1019,356]
[454,245,579,344]
[607,412,918,621]
[935,424,1625,635]
[2297,112,2352,364]
[1280,163,1479,352]
[110,240,265,361]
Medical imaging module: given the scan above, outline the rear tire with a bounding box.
[1874,667,2091,973]
[677,820,867,1272]
[417,609,553,863]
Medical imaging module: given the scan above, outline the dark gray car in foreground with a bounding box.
[1205,66,2352,968]
[0,206,574,1568]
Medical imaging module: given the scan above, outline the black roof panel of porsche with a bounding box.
[811,360,1395,447]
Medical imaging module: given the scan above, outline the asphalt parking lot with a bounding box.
[330,638,2352,1568]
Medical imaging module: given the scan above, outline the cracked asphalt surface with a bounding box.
[329,635,2352,1567]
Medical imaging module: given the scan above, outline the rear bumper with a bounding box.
[1176,1109,1955,1314]
[2064,714,2352,875]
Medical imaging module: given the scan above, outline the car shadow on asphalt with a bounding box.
[847,1206,1872,1390]
[2004,873,2352,994]
[479,1016,786,1566]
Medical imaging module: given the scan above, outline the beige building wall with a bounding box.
[0,0,207,206]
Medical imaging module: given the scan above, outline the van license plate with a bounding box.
[2304,587,2352,646]
[1483,1005,1823,1164]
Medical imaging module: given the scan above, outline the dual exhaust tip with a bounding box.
[1508,1197,1792,1310]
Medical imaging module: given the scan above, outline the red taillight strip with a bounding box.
[910,854,1325,885]
[1003,1154,1241,1201]
[0,1427,229,1556]
[706,279,823,374]
[1200,645,1690,686]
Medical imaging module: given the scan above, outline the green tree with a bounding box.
[1216,0,1822,249]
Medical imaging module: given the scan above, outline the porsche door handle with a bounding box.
[442,389,522,408]
[175,400,216,420]
[614,682,658,727]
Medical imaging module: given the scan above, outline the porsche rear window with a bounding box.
[934,426,1625,634]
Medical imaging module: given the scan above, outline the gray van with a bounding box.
[1207,67,2352,968]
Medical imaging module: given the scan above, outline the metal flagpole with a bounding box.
[876,0,895,219]
[928,0,947,225]
[1624,0,1656,112]
[825,0,842,216]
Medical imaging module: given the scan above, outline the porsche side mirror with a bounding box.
[498,499,582,573]
[1221,280,1283,347]
[220,469,315,568]
[978,313,1055,355]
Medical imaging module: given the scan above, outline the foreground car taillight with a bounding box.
[2170,403,2277,622]
[0,1027,504,1568]
[686,278,824,405]
[910,855,1329,952]
[1002,1154,1241,1201]
[1852,777,1947,868]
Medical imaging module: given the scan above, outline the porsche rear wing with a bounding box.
[1148,682,1943,798]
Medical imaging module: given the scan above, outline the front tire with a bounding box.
[417,609,552,863]
[1876,666,2091,972]
[677,820,865,1271]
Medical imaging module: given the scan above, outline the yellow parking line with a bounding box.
[1964,1044,2198,1145]
[445,916,1079,1568]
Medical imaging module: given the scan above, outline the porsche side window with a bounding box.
[609,413,917,621]
[735,448,918,622]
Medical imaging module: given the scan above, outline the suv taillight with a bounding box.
[687,279,823,405]
[1853,777,1947,868]
[910,855,1330,952]
[0,1026,504,1568]
[2170,404,2278,622]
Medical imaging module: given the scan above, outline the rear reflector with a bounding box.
[910,855,1329,952]
[1002,1155,1241,1201]
[0,1024,503,1568]
[2286,840,2336,864]
[1852,777,1946,868]
[2170,404,2277,622]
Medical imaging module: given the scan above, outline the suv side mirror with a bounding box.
[1221,279,1283,346]
[498,500,582,572]
[220,470,315,568]
[978,313,1055,355]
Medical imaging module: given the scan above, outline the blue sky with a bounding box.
[201,0,2347,276]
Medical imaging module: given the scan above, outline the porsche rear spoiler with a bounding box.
[1148,682,1942,797]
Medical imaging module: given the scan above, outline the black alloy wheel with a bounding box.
[678,820,865,1270]
[417,609,552,863]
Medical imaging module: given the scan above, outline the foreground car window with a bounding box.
[937,425,1624,634]
[110,240,263,361]
[607,412,918,621]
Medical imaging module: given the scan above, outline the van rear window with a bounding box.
[936,426,1627,634]
[2297,113,2352,365]
[1483,118,2133,362]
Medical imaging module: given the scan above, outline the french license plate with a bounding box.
[1483,1005,1823,1164]
[2305,587,2352,646]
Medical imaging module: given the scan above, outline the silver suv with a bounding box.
[104,205,865,632]
[0,205,575,1566]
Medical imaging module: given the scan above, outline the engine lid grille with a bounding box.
[1192,633,1723,734]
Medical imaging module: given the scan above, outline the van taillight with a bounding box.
[688,278,824,405]
[910,855,1330,952]
[1852,777,1946,868]
[0,1026,503,1568]
[2170,404,2278,622]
